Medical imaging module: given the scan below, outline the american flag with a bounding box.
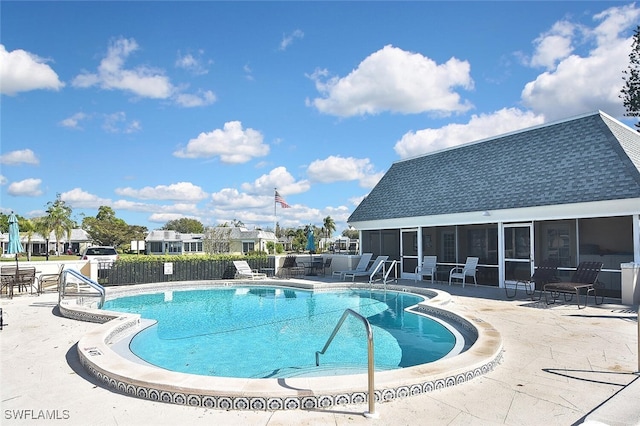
[275,191,291,208]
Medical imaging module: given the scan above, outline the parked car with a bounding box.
[80,246,118,268]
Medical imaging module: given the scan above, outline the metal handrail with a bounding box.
[315,308,377,418]
[368,260,387,285]
[383,260,398,285]
[59,269,105,308]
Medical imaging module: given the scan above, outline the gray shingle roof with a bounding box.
[348,111,640,223]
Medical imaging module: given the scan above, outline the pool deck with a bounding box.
[1,278,639,426]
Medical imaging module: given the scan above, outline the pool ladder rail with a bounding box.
[315,308,378,419]
[368,259,399,286]
[382,260,399,285]
[59,269,106,309]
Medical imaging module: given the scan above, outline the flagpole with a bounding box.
[274,187,277,233]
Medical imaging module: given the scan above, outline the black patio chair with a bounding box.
[506,259,559,300]
[279,255,304,278]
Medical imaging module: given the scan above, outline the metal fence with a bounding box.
[98,257,274,286]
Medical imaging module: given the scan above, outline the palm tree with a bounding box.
[32,216,53,260]
[44,195,75,256]
[19,218,35,261]
[323,216,336,250]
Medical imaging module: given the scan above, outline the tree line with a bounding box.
[1,195,348,256]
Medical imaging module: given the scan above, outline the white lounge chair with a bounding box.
[343,255,389,283]
[233,261,267,280]
[332,253,373,280]
[448,257,479,288]
[415,255,437,284]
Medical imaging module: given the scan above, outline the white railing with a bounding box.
[59,269,105,309]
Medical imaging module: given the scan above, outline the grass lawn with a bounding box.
[0,255,80,263]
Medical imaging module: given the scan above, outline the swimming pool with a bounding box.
[102,287,461,378]
[68,280,503,411]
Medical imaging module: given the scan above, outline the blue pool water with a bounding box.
[102,287,458,378]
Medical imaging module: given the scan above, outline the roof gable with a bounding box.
[349,111,640,224]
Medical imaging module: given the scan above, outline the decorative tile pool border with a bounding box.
[78,354,502,410]
[67,280,504,411]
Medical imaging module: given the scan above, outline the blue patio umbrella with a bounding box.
[306,229,315,253]
[7,212,23,266]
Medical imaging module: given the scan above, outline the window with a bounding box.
[464,225,498,264]
[242,242,255,254]
[536,220,574,267]
[577,216,633,298]
[184,242,203,252]
[149,242,163,253]
[166,242,181,253]
[438,228,456,263]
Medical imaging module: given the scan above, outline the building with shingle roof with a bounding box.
[1,228,90,256]
[348,111,640,298]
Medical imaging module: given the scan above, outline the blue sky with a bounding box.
[1,1,638,235]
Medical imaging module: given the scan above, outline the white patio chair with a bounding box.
[448,257,479,288]
[415,255,437,284]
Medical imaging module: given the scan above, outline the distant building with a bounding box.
[145,227,278,255]
[0,228,91,256]
[326,236,359,254]
[277,235,294,252]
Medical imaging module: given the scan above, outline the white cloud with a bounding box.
[307,156,384,188]
[307,45,474,117]
[394,108,545,159]
[240,166,310,195]
[210,188,273,208]
[71,37,217,108]
[0,175,7,185]
[528,21,578,70]
[173,121,269,163]
[349,194,367,207]
[115,182,208,201]
[59,112,90,129]
[321,205,352,225]
[7,178,43,197]
[60,188,111,208]
[175,50,210,75]
[102,111,141,134]
[145,205,202,223]
[110,200,200,215]
[279,29,304,51]
[125,120,142,134]
[0,149,39,165]
[148,213,191,223]
[59,188,203,216]
[0,44,65,96]
[211,209,280,227]
[521,3,640,120]
[359,172,386,190]
[110,199,157,212]
[72,37,173,99]
[244,64,254,81]
[174,90,216,107]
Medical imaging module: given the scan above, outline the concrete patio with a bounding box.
[1,279,638,425]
